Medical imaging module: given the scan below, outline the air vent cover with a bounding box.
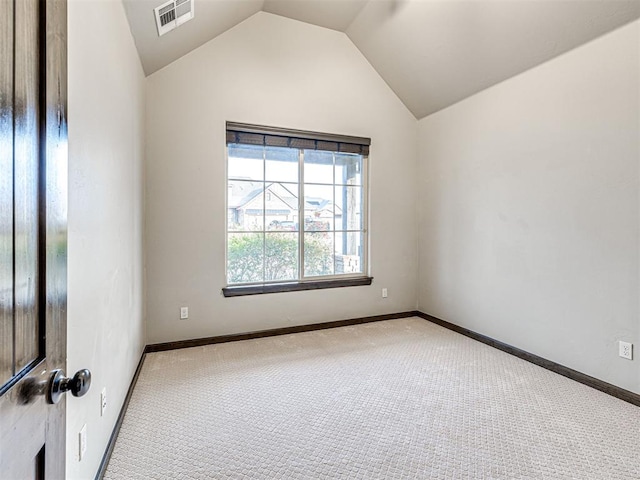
[154,0,194,37]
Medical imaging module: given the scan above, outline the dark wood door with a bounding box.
[0,0,68,478]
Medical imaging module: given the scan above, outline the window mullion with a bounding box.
[262,145,266,282]
[332,152,336,275]
[298,148,304,280]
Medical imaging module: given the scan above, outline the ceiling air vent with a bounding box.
[154,0,194,37]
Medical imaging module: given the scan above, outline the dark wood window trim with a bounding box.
[222,276,373,297]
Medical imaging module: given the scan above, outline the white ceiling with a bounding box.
[123,0,640,119]
[263,0,368,31]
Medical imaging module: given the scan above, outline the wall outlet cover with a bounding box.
[619,341,633,360]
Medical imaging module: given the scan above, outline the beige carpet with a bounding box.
[104,317,640,479]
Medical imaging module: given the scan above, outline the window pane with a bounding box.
[335,232,363,274]
[228,233,264,284]
[304,150,333,184]
[265,182,299,231]
[335,153,362,186]
[228,181,264,231]
[334,186,363,231]
[265,232,298,282]
[265,147,298,183]
[304,232,334,277]
[304,184,333,231]
[228,144,264,181]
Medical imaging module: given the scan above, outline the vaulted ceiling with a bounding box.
[122,0,640,119]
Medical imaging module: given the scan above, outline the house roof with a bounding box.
[123,0,640,119]
[227,180,261,209]
[229,182,340,214]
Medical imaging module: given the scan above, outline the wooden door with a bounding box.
[0,0,68,478]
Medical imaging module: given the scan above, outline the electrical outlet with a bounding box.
[79,424,87,461]
[100,388,107,417]
[619,341,633,360]
[180,306,188,320]
[382,288,388,298]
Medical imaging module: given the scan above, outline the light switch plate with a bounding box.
[100,388,107,417]
[79,424,87,461]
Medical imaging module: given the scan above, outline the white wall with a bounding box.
[418,21,640,394]
[67,0,146,478]
[145,12,417,344]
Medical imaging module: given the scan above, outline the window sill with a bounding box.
[222,277,373,297]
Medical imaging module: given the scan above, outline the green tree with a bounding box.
[228,234,264,284]
[304,233,333,277]
[228,233,332,283]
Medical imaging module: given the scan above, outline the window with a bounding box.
[224,122,371,296]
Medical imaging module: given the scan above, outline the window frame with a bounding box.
[223,123,372,296]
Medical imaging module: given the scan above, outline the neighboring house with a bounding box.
[228,181,342,231]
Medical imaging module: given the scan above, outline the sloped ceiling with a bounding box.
[123,0,640,119]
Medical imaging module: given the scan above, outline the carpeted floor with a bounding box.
[104,317,640,479]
